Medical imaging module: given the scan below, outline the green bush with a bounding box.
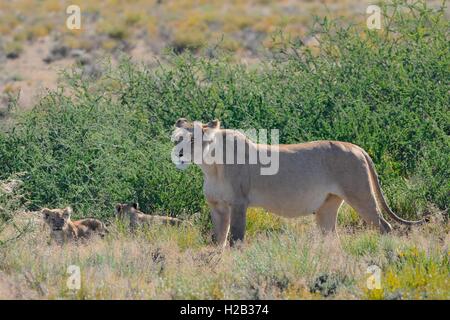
[0,1,448,219]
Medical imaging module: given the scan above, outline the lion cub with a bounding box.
[42,207,107,244]
[115,203,185,230]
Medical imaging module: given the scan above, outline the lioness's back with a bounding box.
[248,140,368,216]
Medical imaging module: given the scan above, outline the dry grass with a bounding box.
[0,208,448,300]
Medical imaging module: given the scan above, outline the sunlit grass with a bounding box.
[246,208,284,239]
[1,214,447,299]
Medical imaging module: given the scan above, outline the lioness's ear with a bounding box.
[207,119,220,129]
[132,202,139,210]
[115,204,122,214]
[63,207,73,219]
[175,118,189,128]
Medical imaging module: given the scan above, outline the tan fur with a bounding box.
[42,207,107,244]
[115,203,186,230]
[173,118,424,247]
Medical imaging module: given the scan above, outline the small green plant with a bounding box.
[171,31,206,53]
[4,41,23,59]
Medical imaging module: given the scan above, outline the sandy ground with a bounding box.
[1,37,75,110]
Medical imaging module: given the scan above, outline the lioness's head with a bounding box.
[115,203,139,221]
[171,118,221,170]
[42,207,72,231]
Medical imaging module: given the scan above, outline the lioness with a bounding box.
[172,118,424,247]
[42,207,107,244]
[115,203,185,230]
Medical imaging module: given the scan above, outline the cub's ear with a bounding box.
[175,118,189,128]
[115,204,122,214]
[207,119,220,129]
[41,208,51,220]
[63,207,73,219]
[132,202,139,210]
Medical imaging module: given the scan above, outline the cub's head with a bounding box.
[115,203,139,221]
[171,118,221,170]
[42,207,72,231]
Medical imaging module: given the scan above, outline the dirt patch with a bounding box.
[1,37,74,110]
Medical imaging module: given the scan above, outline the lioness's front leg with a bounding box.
[209,203,231,248]
[229,204,247,247]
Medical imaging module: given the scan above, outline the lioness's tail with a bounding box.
[362,151,425,226]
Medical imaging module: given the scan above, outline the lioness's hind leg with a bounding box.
[315,194,343,234]
[343,192,392,234]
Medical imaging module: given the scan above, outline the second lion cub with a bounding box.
[42,207,108,244]
[115,203,186,230]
